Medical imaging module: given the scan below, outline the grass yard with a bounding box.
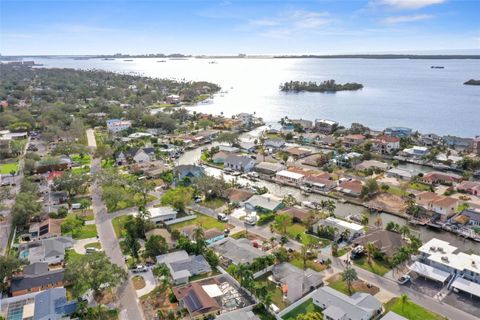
[384,297,444,320]
[353,256,391,276]
[84,242,102,249]
[71,154,91,166]
[327,274,379,296]
[189,269,221,282]
[132,276,146,290]
[279,223,330,247]
[202,197,227,209]
[71,224,98,240]
[408,182,432,192]
[101,159,115,168]
[112,215,133,238]
[0,162,18,175]
[71,166,90,174]
[386,186,408,197]
[282,298,322,320]
[290,256,329,273]
[256,273,289,310]
[333,246,351,257]
[171,213,227,231]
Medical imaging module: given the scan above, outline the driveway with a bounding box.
[133,269,156,298]
[73,237,100,254]
[86,128,97,148]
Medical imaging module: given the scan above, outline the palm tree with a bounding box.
[340,229,351,242]
[374,216,383,228]
[399,225,411,238]
[341,266,358,295]
[365,242,377,265]
[400,293,410,312]
[300,245,310,270]
[331,242,338,256]
[153,263,170,286]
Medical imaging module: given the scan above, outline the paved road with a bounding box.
[91,154,145,319]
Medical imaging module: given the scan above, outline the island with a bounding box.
[280,79,363,93]
[464,79,480,85]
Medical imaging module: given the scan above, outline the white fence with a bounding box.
[164,214,197,226]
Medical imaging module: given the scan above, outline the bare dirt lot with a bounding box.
[367,193,406,214]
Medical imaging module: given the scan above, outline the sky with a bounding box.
[1,0,479,55]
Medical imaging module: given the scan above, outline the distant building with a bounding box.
[236,113,254,126]
[336,179,363,197]
[224,154,256,172]
[402,146,428,157]
[343,134,366,147]
[371,135,400,154]
[386,168,414,180]
[473,136,480,155]
[384,127,412,138]
[353,229,406,258]
[166,94,181,104]
[443,135,473,151]
[420,171,462,185]
[290,119,313,130]
[315,119,338,134]
[276,170,305,185]
[106,119,132,133]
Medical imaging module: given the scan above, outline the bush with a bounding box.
[257,213,275,225]
[169,291,178,303]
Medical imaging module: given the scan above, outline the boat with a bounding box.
[123,59,133,61]
[300,186,312,193]
[431,66,445,69]
[208,61,218,64]
[102,58,115,60]
[157,60,166,63]
[337,198,347,204]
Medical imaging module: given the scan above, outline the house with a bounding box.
[314,217,364,241]
[418,238,480,284]
[356,160,389,172]
[174,165,205,182]
[275,170,305,185]
[10,270,64,297]
[353,229,405,258]
[420,171,462,185]
[312,287,382,320]
[106,119,132,133]
[455,208,480,226]
[218,145,240,153]
[212,151,232,164]
[343,134,366,147]
[20,237,73,265]
[264,138,285,150]
[204,228,225,244]
[371,135,400,154]
[133,148,156,163]
[335,152,362,168]
[290,119,313,130]
[270,262,323,303]
[457,181,480,196]
[303,175,337,193]
[156,250,212,285]
[225,188,255,203]
[33,288,77,320]
[28,218,62,240]
[384,127,412,138]
[419,133,441,147]
[443,135,473,151]
[216,310,260,320]
[386,168,414,180]
[173,281,221,318]
[402,146,429,157]
[244,194,284,212]
[430,197,459,221]
[254,162,286,175]
[285,147,312,158]
[236,113,254,126]
[473,136,480,155]
[337,179,363,197]
[239,141,257,153]
[210,238,266,265]
[147,206,178,224]
[279,206,313,222]
[166,94,181,104]
[224,154,255,172]
[315,119,338,134]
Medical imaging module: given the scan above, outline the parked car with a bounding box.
[231,171,242,176]
[85,247,101,254]
[132,265,148,273]
[217,213,228,222]
[398,275,411,285]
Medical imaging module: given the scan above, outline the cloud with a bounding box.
[382,14,434,24]
[243,10,332,38]
[374,0,446,9]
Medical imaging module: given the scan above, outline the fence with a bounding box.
[164,214,197,226]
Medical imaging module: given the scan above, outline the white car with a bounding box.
[398,275,411,285]
[132,265,148,273]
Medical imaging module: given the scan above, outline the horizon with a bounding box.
[1,0,479,55]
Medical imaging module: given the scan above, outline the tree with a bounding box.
[193,227,206,254]
[204,248,220,268]
[193,175,228,200]
[51,142,88,157]
[400,293,410,312]
[0,256,24,292]
[11,192,43,226]
[53,171,89,198]
[131,179,155,207]
[274,214,291,235]
[296,312,323,320]
[144,235,168,260]
[102,185,127,212]
[341,266,358,295]
[160,187,194,213]
[125,234,140,259]
[153,263,170,286]
[365,242,377,265]
[65,252,127,298]
[374,216,383,228]
[361,179,379,199]
[331,242,338,256]
[61,215,84,237]
[399,225,411,238]
[216,132,239,146]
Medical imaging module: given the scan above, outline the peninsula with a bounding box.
[280,79,363,93]
[464,79,480,85]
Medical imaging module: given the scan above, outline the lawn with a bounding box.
[282,299,322,320]
[333,246,351,258]
[408,182,432,192]
[290,256,329,273]
[353,256,391,276]
[170,213,227,231]
[71,224,98,240]
[327,274,379,296]
[84,242,102,249]
[105,193,156,213]
[71,154,91,166]
[202,197,227,209]
[279,223,330,247]
[0,162,18,175]
[328,277,353,295]
[256,273,289,310]
[112,215,133,238]
[189,269,221,282]
[71,166,90,174]
[384,298,444,320]
[101,159,116,168]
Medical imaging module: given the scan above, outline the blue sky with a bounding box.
[1,0,479,55]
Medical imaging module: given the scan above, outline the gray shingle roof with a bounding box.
[10,270,64,293]
[210,238,265,265]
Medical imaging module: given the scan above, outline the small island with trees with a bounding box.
[280,79,363,93]
[464,79,480,86]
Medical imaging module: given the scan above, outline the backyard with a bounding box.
[326,273,379,296]
[282,298,322,320]
[256,273,290,310]
[384,297,444,320]
[353,256,391,276]
[277,222,330,247]
[170,213,228,231]
[0,162,18,175]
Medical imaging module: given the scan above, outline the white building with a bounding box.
[236,113,254,126]
[106,119,132,133]
[275,170,305,184]
[147,207,178,224]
